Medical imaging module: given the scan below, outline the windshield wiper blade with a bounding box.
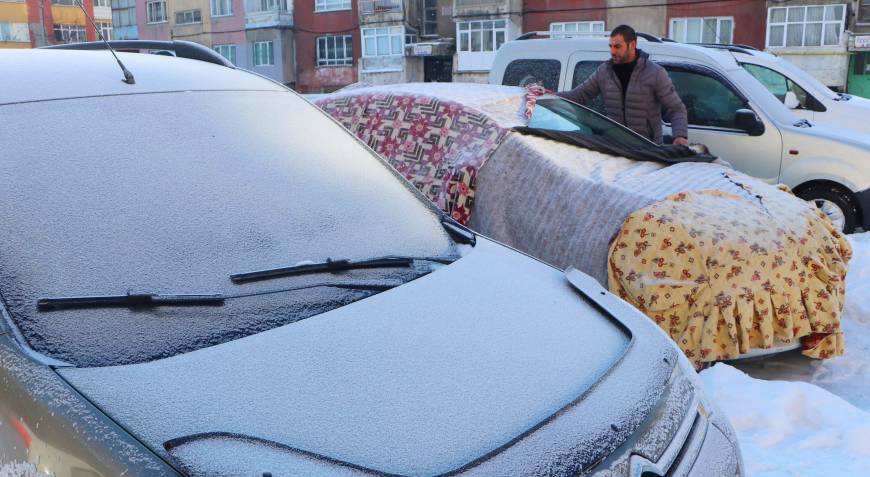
[37,292,225,311]
[231,255,454,284]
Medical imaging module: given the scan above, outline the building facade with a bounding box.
[451,0,521,83]
[0,0,101,48]
[294,0,358,93]
[764,1,851,90]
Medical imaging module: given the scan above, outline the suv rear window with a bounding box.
[502,59,561,91]
[571,61,605,115]
[0,91,457,367]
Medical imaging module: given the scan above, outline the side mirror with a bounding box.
[784,91,800,109]
[735,108,765,136]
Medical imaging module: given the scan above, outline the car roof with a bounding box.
[494,37,741,72]
[0,49,285,105]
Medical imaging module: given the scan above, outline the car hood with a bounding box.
[781,120,870,153]
[58,238,676,476]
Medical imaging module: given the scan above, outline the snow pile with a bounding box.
[700,232,870,476]
[701,363,870,476]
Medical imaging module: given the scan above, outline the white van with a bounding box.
[730,46,870,135]
[490,36,870,233]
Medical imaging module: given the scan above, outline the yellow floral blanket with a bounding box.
[608,182,852,367]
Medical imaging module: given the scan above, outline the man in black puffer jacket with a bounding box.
[557,25,689,146]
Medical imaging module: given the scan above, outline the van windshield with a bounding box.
[0,90,459,367]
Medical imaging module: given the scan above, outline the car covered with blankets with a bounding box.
[315,83,852,368]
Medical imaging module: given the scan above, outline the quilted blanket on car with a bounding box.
[608,187,851,367]
[316,92,512,224]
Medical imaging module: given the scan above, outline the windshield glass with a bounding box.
[0,91,458,367]
[727,67,800,126]
[528,97,654,148]
[764,56,838,100]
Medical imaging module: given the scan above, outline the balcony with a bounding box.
[453,0,513,18]
[245,0,293,29]
[359,0,403,24]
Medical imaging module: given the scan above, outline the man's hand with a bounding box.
[525,83,550,96]
[673,137,689,146]
[524,83,551,120]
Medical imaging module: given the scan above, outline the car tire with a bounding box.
[795,183,859,234]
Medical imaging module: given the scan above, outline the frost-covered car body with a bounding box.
[0,48,742,476]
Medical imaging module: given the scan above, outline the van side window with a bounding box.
[502,59,561,91]
[662,66,747,129]
[571,61,605,114]
[741,63,825,112]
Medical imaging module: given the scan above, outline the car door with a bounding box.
[659,63,784,183]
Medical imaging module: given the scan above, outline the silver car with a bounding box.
[0,42,742,477]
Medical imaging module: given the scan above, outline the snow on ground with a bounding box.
[699,232,870,476]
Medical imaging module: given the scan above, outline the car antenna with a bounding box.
[74,0,135,84]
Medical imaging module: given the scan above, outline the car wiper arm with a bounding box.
[37,292,225,311]
[231,255,454,284]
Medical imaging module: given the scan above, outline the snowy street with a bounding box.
[699,232,870,476]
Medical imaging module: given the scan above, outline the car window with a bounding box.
[742,63,820,111]
[571,60,606,115]
[502,59,561,91]
[662,67,747,129]
[529,98,653,149]
[0,90,458,367]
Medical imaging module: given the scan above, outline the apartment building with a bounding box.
[111,0,136,38]
[764,1,851,90]
[294,0,357,93]
[451,0,521,83]
[0,0,31,48]
[0,0,102,48]
[355,0,422,84]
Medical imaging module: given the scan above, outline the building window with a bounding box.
[767,4,845,48]
[669,17,733,44]
[859,0,870,25]
[53,24,86,43]
[362,26,404,57]
[175,9,202,25]
[95,21,112,40]
[549,21,605,39]
[146,1,166,24]
[424,0,438,36]
[51,0,79,6]
[0,22,29,42]
[246,0,287,13]
[315,0,351,12]
[317,35,353,66]
[253,41,274,66]
[210,0,233,17]
[112,0,136,28]
[93,0,110,7]
[457,20,506,53]
[214,44,237,65]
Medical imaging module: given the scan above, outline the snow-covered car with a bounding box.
[315,83,852,367]
[1,44,742,476]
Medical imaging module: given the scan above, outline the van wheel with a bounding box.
[795,184,858,234]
